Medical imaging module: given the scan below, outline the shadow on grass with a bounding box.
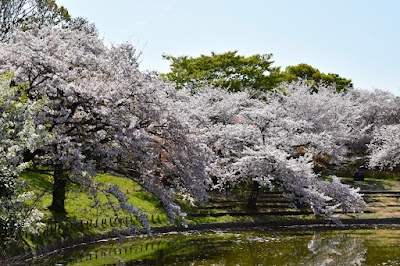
[21,171,53,190]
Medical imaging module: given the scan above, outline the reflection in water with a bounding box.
[27,229,400,265]
[305,232,366,266]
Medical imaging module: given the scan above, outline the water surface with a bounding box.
[31,228,400,265]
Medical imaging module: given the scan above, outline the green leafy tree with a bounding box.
[162,51,281,92]
[281,63,353,92]
[0,0,70,41]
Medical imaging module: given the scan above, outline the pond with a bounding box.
[28,228,400,265]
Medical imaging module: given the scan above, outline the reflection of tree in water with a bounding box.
[31,231,370,265]
[304,232,367,266]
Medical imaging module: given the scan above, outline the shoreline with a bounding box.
[9,217,400,265]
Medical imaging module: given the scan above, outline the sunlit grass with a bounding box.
[15,171,175,250]
[20,172,170,228]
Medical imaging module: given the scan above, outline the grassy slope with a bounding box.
[21,172,168,224]
[18,172,172,250]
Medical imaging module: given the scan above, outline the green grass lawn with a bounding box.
[22,171,170,225]
[18,171,171,250]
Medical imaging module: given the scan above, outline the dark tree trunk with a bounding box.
[247,180,259,212]
[49,168,68,214]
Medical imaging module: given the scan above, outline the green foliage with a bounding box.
[162,51,281,92]
[281,63,353,92]
[163,52,352,93]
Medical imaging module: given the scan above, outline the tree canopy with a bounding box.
[163,52,353,93]
[281,63,353,92]
[162,51,282,92]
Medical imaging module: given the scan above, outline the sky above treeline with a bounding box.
[57,0,400,95]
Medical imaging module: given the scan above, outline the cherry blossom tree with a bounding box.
[346,89,400,170]
[0,72,48,250]
[276,80,370,168]
[281,83,400,177]
[175,85,365,216]
[0,25,209,228]
[368,124,400,170]
[352,89,400,128]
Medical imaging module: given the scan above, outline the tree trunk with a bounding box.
[49,167,68,215]
[247,180,259,212]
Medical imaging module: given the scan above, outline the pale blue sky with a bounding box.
[57,0,400,95]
